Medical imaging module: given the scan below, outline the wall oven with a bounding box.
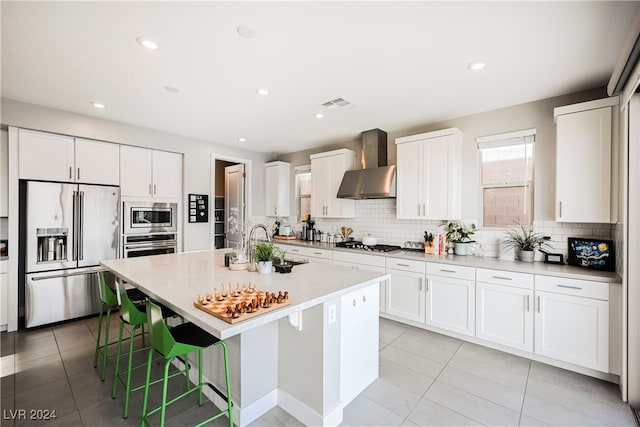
[123,233,177,258]
[123,201,177,234]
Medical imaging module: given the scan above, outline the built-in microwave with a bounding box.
[123,201,177,234]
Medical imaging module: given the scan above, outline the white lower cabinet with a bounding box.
[534,275,609,372]
[476,269,534,352]
[425,263,475,337]
[306,248,333,264]
[333,252,387,313]
[385,258,426,323]
[340,284,379,404]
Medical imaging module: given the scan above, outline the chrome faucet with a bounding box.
[248,224,272,263]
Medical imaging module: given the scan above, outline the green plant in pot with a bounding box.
[444,220,477,255]
[501,225,552,262]
[253,242,275,274]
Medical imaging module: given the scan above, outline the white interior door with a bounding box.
[225,163,245,249]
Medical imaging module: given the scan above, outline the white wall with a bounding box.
[1,97,273,251]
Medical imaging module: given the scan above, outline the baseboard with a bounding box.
[278,389,343,426]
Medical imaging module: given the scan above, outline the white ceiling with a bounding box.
[2,1,638,154]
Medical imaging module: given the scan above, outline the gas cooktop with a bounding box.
[335,241,401,253]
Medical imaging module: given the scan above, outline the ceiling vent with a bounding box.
[321,97,356,110]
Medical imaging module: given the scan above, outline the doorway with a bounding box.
[211,155,251,249]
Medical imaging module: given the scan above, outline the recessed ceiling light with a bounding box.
[468,61,486,71]
[164,86,180,93]
[237,25,256,39]
[238,137,246,143]
[136,36,158,50]
[90,101,106,109]
[256,88,269,96]
[315,113,325,119]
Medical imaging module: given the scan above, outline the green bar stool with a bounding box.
[141,299,233,427]
[94,271,147,381]
[111,281,177,419]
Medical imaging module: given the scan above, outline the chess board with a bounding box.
[193,285,291,324]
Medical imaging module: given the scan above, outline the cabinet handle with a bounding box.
[557,284,582,290]
[396,263,410,267]
[426,278,429,292]
[312,252,322,255]
[362,295,367,303]
[69,166,73,180]
[153,184,157,195]
[526,295,530,312]
[537,296,541,314]
[77,168,80,180]
[423,204,426,216]
[149,184,152,195]
[418,204,421,216]
[353,299,357,307]
[559,201,562,218]
[440,269,456,273]
[419,279,423,291]
[492,276,513,281]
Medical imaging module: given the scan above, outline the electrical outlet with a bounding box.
[328,304,336,324]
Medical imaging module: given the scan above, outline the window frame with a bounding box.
[476,129,536,229]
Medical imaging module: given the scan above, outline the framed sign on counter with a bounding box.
[188,194,209,223]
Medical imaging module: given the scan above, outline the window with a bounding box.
[295,165,311,222]
[477,129,535,228]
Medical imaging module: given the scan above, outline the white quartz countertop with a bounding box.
[274,240,621,283]
[100,249,389,339]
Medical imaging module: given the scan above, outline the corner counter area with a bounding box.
[101,249,388,427]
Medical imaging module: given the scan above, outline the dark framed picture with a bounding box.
[567,237,615,271]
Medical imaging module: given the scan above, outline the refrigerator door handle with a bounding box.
[78,191,84,260]
[72,191,78,261]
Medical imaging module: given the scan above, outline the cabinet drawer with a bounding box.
[535,275,608,301]
[281,245,307,257]
[337,251,386,268]
[386,257,425,274]
[427,262,475,280]
[477,268,533,290]
[307,248,332,260]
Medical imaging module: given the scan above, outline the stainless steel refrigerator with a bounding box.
[20,181,120,328]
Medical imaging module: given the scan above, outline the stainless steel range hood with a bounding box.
[337,129,396,199]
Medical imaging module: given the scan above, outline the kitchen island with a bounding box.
[101,249,389,427]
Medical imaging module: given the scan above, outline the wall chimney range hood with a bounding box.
[337,129,396,199]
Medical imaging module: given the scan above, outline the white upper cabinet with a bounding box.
[395,128,462,220]
[74,138,120,185]
[120,145,182,199]
[310,149,355,218]
[554,97,619,223]
[264,161,290,217]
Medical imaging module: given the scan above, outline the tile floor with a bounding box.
[0,315,636,426]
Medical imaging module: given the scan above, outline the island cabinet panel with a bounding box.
[310,149,355,218]
[340,284,379,404]
[395,128,462,220]
[334,260,386,312]
[264,161,290,217]
[554,97,618,223]
[385,258,426,323]
[475,269,534,352]
[534,275,609,372]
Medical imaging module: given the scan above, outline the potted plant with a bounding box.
[444,220,477,255]
[273,248,293,273]
[252,242,275,274]
[501,224,552,262]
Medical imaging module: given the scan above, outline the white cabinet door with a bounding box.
[534,290,609,372]
[426,275,475,336]
[152,150,182,199]
[396,141,422,218]
[75,138,119,185]
[476,282,534,352]
[555,104,613,223]
[386,269,425,323]
[18,129,74,182]
[0,273,7,326]
[120,145,153,198]
[310,149,355,218]
[265,161,290,217]
[395,128,461,220]
[341,284,379,404]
